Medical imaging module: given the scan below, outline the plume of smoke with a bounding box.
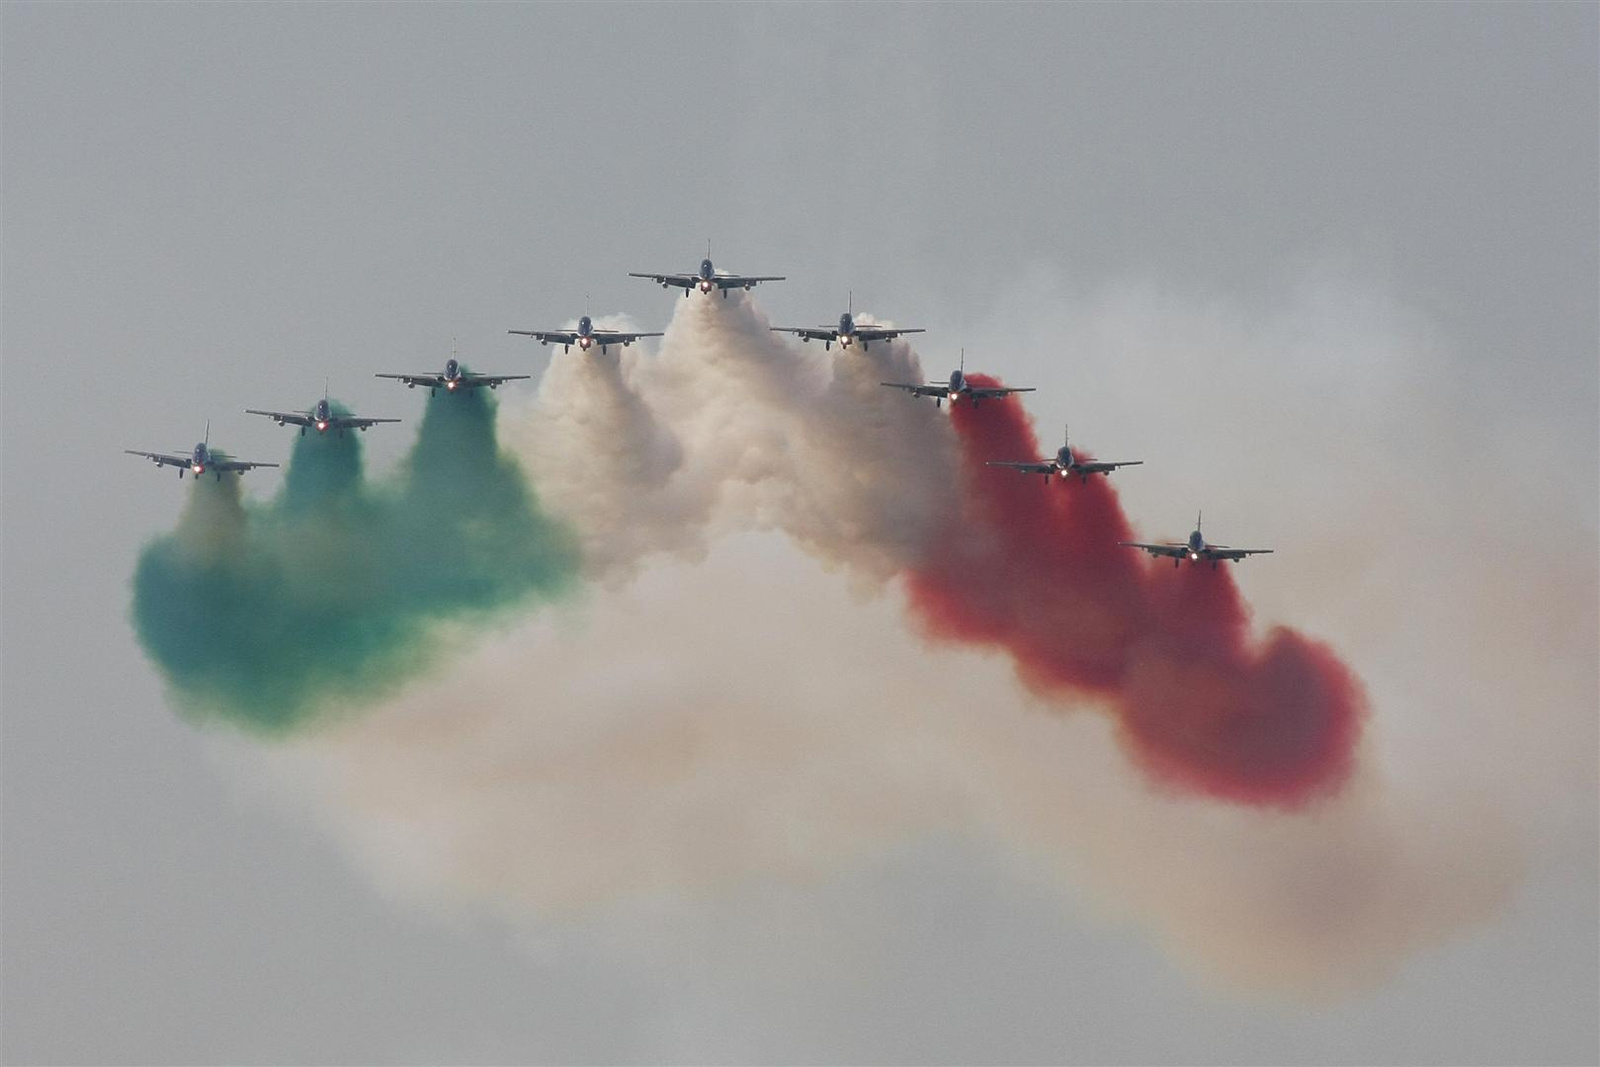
[507,294,1364,809]
[907,389,1365,807]
[216,281,1558,1002]
[511,294,957,586]
[251,534,1513,1001]
[256,542,978,915]
[132,387,579,731]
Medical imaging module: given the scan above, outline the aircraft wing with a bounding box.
[1120,541,1188,559]
[1207,546,1273,561]
[375,373,446,389]
[590,330,663,345]
[1078,459,1143,474]
[213,457,279,473]
[246,408,314,428]
[986,460,1057,475]
[629,272,696,289]
[124,449,189,469]
[333,415,401,430]
[967,385,1037,399]
[375,373,444,388]
[714,274,784,288]
[508,329,578,345]
[770,326,839,342]
[461,373,531,388]
[853,326,925,342]
[880,382,946,398]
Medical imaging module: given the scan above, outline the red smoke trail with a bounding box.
[904,379,1365,807]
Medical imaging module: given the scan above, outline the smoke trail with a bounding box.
[514,294,957,586]
[905,382,1364,807]
[254,533,1510,1001]
[230,281,1549,1003]
[132,387,579,731]
[509,298,1363,805]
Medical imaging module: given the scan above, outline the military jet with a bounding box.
[629,244,783,298]
[376,346,529,396]
[881,350,1034,408]
[770,294,924,352]
[987,424,1142,483]
[247,387,400,437]
[1121,511,1273,569]
[125,421,278,480]
[509,313,662,355]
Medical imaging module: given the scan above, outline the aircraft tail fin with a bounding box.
[1197,509,1203,533]
[959,347,965,374]
[204,418,210,448]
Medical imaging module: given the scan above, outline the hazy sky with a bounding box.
[3,4,1596,1064]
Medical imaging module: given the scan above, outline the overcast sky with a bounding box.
[3,4,1596,1064]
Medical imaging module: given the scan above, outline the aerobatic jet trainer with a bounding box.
[1121,511,1273,568]
[629,246,784,298]
[770,295,924,352]
[376,347,528,396]
[247,389,400,437]
[125,422,278,480]
[987,424,1142,483]
[881,350,1034,408]
[508,314,662,355]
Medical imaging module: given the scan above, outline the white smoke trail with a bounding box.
[255,532,1519,999]
[506,293,957,585]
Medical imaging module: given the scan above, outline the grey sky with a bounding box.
[3,3,1595,1064]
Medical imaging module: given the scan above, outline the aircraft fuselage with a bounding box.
[837,312,856,347]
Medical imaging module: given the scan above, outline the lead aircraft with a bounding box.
[1121,511,1273,568]
[247,386,400,437]
[125,421,278,480]
[770,294,924,352]
[881,350,1034,407]
[986,424,1141,483]
[376,346,529,396]
[509,313,662,355]
[629,245,784,298]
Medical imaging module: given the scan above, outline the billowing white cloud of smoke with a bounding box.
[251,275,1587,999]
[502,294,958,586]
[255,535,1517,1000]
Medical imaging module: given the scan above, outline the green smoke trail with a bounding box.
[131,386,580,733]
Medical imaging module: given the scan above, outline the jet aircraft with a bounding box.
[986,424,1142,483]
[376,347,529,396]
[881,350,1034,407]
[770,295,924,352]
[508,314,661,354]
[629,246,783,298]
[247,388,400,437]
[125,422,278,480]
[1120,511,1272,568]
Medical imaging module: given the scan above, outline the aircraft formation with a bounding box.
[125,249,1272,568]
